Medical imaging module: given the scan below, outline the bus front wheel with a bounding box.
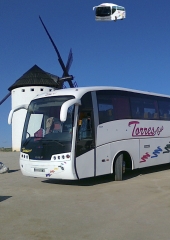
[114,154,124,181]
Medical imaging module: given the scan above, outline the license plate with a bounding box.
[34,168,45,172]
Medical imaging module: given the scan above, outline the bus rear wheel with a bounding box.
[114,153,124,181]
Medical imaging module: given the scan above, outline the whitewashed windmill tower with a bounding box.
[0,17,77,151]
[7,65,60,151]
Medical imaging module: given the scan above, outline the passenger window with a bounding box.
[130,96,159,120]
[113,96,130,120]
[158,99,170,120]
[96,90,130,124]
[112,6,116,14]
[78,113,92,140]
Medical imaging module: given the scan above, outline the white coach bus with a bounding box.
[8,86,170,181]
[93,3,126,21]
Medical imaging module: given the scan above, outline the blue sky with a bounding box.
[0,0,170,147]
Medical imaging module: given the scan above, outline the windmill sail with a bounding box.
[60,48,73,88]
[65,48,73,74]
[0,92,11,105]
[39,16,74,88]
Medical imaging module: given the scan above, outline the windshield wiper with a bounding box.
[41,139,64,147]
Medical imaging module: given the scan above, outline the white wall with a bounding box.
[11,86,55,151]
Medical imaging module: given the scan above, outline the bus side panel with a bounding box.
[110,139,140,170]
[96,144,111,176]
[96,120,135,147]
[96,139,139,176]
[75,149,95,179]
[139,138,170,168]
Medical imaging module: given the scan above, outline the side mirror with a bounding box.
[8,104,29,125]
[60,99,81,122]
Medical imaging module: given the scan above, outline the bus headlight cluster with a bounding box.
[20,153,29,159]
[52,153,70,161]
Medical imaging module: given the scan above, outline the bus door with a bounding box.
[75,92,96,179]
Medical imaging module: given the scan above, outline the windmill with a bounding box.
[0,16,77,106]
[1,16,77,151]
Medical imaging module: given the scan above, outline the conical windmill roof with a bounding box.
[8,64,59,91]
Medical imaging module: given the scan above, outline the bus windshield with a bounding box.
[96,7,111,16]
[21,95,75,160]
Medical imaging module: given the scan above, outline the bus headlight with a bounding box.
[20,153,29,160]
[51,153,71,161]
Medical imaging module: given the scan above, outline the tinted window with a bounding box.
[96,7,111,16]
[97,90,170,122]
[96,90,130,124]
[130,96,159,119]
[112,6,116,14]
[117,6,125,11]
[158,99,170,120]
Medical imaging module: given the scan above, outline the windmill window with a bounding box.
[40,88,44,91]
[31,88,34,91]
[22,89,25,92]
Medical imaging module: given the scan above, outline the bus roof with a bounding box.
[98,3,117,7]
[34,86,170,101]
[93,3,125,8]
[93,3,118,10]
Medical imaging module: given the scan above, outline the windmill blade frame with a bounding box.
[39,16,74,88]
[0,92,11,105]
[58,49,74,89]
[65,48,73,74]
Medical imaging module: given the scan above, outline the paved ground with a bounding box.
[1,152,170,240]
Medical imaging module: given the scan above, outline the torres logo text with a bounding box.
[128,121,163,137]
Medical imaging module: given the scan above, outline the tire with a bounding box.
[114,154,123,181]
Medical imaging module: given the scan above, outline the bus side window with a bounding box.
[113,96,130,120]
[158,99,170,120]
[78,114,92,140]
[106,109,114,121]
[112,6,116,14]
[96,90,130,123]
[130,97,143,119]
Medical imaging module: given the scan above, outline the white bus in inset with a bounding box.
[93,3,126,21]
[9,86,170,181]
